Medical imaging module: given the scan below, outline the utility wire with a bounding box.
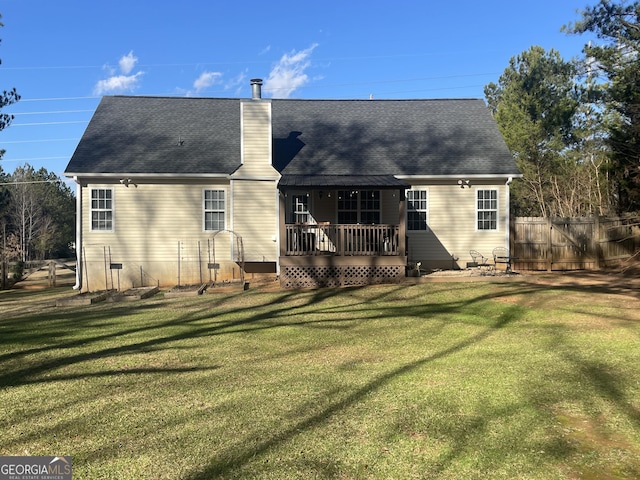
[11,110,95,115]
[2,138,79,144]
[9,121,90,127]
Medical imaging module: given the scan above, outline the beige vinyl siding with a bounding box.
[407,182,508,269]
[81,182,240,291]
[237,101,277,177]
[231,179,278,262]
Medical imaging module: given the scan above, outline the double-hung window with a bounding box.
[204,189,225,231]
[360,190,380,224]
[477,189,498,230]
[337,190,380,224]
[407,189,429,231]
[91,188,113,231]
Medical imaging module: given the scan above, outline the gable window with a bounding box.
[337,190,380,224]
[407,189,429,231]
[91,188,113,231]
[477,189,498,230]
[204,189,225,231]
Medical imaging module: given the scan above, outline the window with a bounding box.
[477,189,498,230]
[337,190,380,224]
[407,189,428,231]
[337,191,358,224]
[91,188,113,231]
[204,189,225,231]
[291,194,310,223]
[360,190,380,224]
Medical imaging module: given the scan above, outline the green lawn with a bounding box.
[1,279,639,479]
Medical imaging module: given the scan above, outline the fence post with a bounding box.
[594,215,601,270]
[48,261,56,287]
[546,217,553,272]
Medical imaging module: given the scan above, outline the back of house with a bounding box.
[64,80,519,291]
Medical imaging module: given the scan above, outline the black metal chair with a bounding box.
[492,247,511,272]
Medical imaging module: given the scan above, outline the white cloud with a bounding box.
[94,51,143,95]
[224,71,248,95]
[119,51,138,75]
[264,43,318,99]
[193,71,222,94]
[93,72,144,95]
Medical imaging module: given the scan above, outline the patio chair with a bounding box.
[492,247,511,272]
[468,250,491,269]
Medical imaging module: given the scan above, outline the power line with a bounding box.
[9,120,89,127]
[0,180,58,186]
[2,138,79,144]
[0,49,510,72]
[11,110,95,116]
[19,96,100,102]
[1,156,70,163]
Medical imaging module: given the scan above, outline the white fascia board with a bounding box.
[396,173,523,180]
[64,172,231,180]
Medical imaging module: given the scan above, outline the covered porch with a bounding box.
[278,175,409,288]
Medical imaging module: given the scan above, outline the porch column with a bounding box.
[279,190,286,257]
[398,188,406,256]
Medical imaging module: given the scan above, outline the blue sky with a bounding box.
[1,0,596,180]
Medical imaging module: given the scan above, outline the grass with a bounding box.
[1,278,639,479]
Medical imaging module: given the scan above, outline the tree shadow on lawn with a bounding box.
[2,279,639,477]
[181,306,527,479]
[0,287,346,386]
[0,279,636,389]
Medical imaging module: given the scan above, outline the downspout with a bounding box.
[505,176,513,249]
[73,177,83,290]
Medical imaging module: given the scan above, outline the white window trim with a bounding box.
[406,188,430,232]
[475,188,499,232]
[203,188,226,232]
[90,187,114,232]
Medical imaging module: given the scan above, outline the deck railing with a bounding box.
[284,224,400,256]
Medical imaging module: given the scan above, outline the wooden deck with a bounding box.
[280,224,406,288]
[284,224,401,256]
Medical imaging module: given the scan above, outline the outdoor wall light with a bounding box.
[120,178,137,188]
[457,179,470,189]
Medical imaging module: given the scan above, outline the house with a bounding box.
[64,79,520,291]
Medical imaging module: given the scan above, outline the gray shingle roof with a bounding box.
[66,96,242,175]
[65,96,519,177]
[272,99,518,176]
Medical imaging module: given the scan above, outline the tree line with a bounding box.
[485,0,640,217]
[0,165,75,264]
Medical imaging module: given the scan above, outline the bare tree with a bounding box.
[9,167,44,262]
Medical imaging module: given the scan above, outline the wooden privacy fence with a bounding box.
[511,216,640,272]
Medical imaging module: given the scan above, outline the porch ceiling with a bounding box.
[278,174,410,189]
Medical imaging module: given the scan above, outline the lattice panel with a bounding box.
[281,265,403,289]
